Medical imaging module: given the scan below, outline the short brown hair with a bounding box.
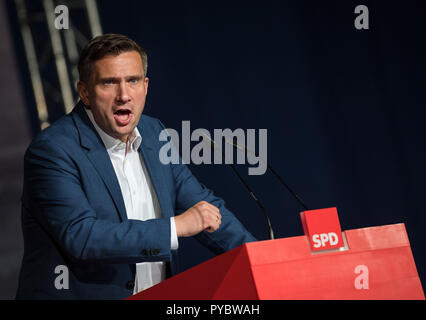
[78,33,148,83]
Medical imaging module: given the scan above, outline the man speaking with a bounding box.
[16,34,256,299]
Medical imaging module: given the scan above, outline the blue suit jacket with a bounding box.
[16,102,256,299]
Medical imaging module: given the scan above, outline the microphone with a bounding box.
[222,136,310,211]
[201,133,275,240]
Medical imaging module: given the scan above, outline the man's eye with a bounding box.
[129,79,138,84]
[103,80,113,85]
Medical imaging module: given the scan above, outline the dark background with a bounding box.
[1,0,425,298]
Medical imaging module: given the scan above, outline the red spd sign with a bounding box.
[300,207,345,252]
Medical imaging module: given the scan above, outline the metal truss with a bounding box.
[13,0,102,130]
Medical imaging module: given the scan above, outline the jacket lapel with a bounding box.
[72,102,128,222]
[138,120,174,220]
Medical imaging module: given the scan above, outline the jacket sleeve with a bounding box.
[155,119,257,254]
[23,139,172,264]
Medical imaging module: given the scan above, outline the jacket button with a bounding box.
[152,249,160,255]
[126,281,134,290]
[141,249,148,255]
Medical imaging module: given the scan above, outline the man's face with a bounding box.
[77,51,148,142]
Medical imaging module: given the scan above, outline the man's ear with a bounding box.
[77,81,90,107]
[144,76,149,95]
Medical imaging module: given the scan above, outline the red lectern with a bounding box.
[127,222,424,300]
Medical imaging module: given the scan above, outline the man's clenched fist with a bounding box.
[174,201,222,237]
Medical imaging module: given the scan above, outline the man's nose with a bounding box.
[116,82,131,103]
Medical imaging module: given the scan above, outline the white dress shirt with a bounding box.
[85,109,178,294]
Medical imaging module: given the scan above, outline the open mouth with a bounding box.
[113,109,133,126]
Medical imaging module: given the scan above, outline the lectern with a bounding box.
[127,209,425,300]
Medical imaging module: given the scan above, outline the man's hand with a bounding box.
[174,201,222,237]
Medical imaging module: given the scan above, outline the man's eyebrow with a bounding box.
[126,75,144,80]
[98,76,119,82]
[98,75,144,82]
